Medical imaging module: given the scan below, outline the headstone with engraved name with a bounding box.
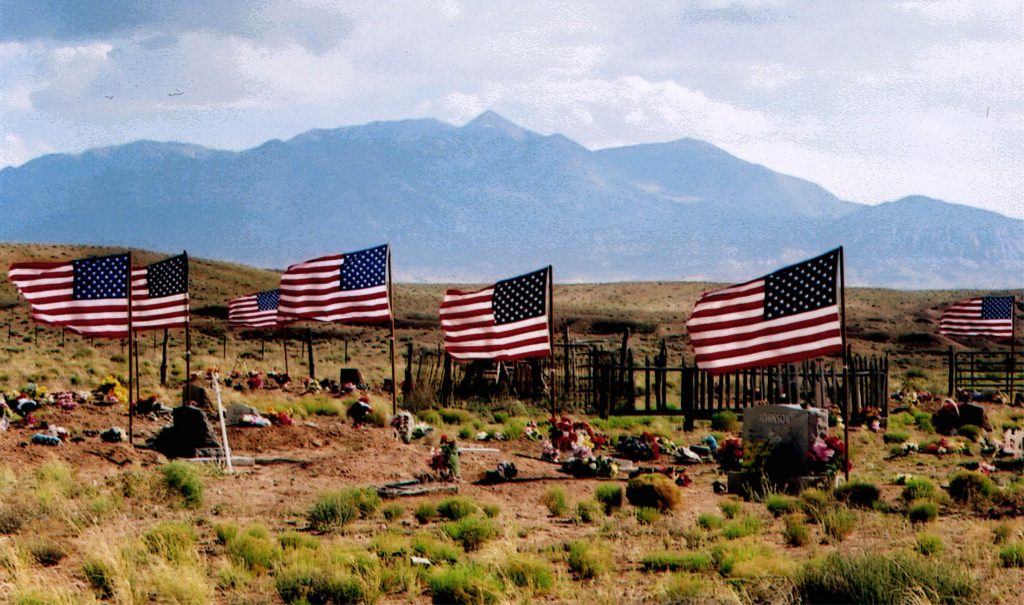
[743,404,829,476]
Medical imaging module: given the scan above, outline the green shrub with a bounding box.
[143,521,197,563]
[226,526,282,572]
[641,551,713,572]
[958,424,983,442]
[992,523,1012,545]
[307,487,380,530]
[710,411,739,432]
[458,426,473,439]
[500,554,554,593]
[502,418,526,440]
[765,493,799,516]
[784,515,811,547]
[437,496,478,521]
[492,411,510,424]
[279,531,319,550]
[626,473,681,511]
[577,500,601,524]
[798,552,978,604]
[214,522,240,545]
[412,533,460,564]
[567,541,612,579]
[901,478,937,502]
[438,409,469,425]
[998,542,1024,568]
[595,484,623,514]
[414,502,438,524]
[948,471,998,504]
[913,411,934,432]
[697,512,723,530]
[800,488,834,523]
[275,567,366,605]
[541,487,569,517]
[161,461,204,508]
[83,559,115,599]
[482,503,501,518]
[915,533,944,556]
[722,516,762,540]
[372,534,409,560]
[444,516,500,551]
[719,499,741,519]
[883,431,910,444]
[635,506,661,525]
[888,412,915,430]
[834,481,881,509]
[28,541,66,567]
[907,499,939,524]
[822,509,857,542]
[429,564,503,605]
[382,503,405,521]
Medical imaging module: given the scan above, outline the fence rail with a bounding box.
[948,348,1022,395]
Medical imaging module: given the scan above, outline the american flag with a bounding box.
[8,253,131,338]
[440,267,552,361]
[278,245,391,323]
[131,253,189,332]
[939,296,1014,339]
[228,290,281,328]
[686,250,844,374]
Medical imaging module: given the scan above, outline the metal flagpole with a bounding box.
[134,333,141,404]
[387,244,398,415]
[548,265,556,418]
[126,252,135,445]
[838,246,850,483]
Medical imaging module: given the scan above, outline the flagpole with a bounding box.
[548,265,556,418]
[184,251,192,406]
[387,244,398,415]
[838,246,850,483]
[1010,296,1017,404]
[126,252,135,445]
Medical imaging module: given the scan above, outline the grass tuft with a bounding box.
[541,487,570,517]
[567,540,613,579]
[161,461,204,509]
[626,473,681,511]
[595,484,623,514]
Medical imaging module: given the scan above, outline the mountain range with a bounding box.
[1,111,1021,288]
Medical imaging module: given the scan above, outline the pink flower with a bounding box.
[811,438,835,461]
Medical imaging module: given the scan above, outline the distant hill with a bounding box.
[1,111,1021,287]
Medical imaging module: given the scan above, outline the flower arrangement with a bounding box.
[807,435,849,476]
[428,435,460,481]
[716,437,744,472]
[921,437,970,456]
[523,421,542,440]
[482,461,519,483]
[53,392,80,411]
[561,455,618,478]
[615,432,678,461]
[264,410,294,426]
[541,416,607,462]
[93,375,128,405]
[861,406,882,431]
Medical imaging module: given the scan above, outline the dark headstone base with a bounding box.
[727,471,841,498]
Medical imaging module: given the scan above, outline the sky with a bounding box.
[1,0,1022,218]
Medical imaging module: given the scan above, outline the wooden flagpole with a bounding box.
[126,252,135,445]
[306,327,316,379]
[134,333,141,403]
[838,246,850,483]
[387,245,398,415]
[184,319,191,405]
[1010,296,1017,404]
[283,330,289,375]
[548,265,556,418]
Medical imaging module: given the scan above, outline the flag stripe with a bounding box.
[228,290,280,328]
[686,250,843,375]
[938,297,1013,338]
[129,255,190,332]
[277,246,392,324]
[439,268,551,362]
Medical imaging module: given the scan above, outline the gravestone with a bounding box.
[338,368,365,387]
[742,404,829,476]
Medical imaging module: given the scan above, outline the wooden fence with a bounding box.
[946,347,1022,395]
[590,345,889,429]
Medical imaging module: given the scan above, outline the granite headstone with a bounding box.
[743,404,829,476]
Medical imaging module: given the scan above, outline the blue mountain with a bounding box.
[1,111,1020,287]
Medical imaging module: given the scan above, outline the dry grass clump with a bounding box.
[499,553,555,594]
[444,515,500,551]
[626,473,681,511]
[428,563,504,605]
[306,487,381,531]
[798,551,978,604]
[594,484,623,514]
[541,486,570,517]
[567,540,613,579]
